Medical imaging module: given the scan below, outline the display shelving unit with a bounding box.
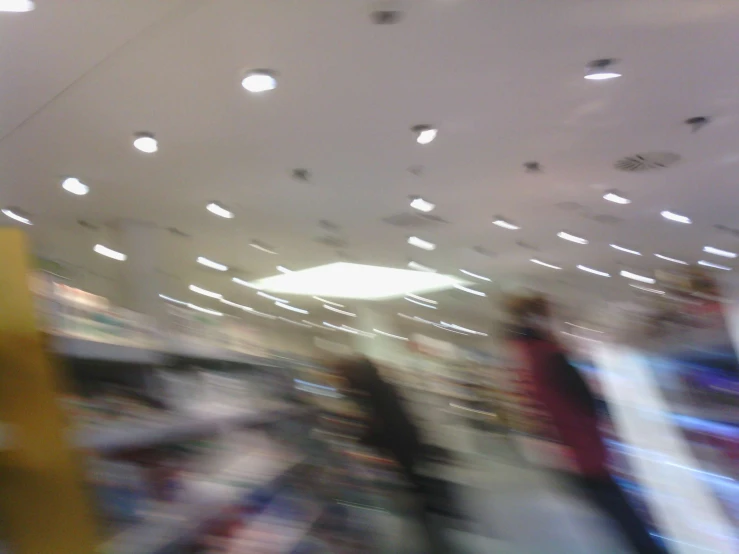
[0,229,378,554]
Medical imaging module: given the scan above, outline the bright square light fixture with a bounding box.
[252,262,467,300]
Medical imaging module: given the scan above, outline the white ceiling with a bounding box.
[4,0,739,335]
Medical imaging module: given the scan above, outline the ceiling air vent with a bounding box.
[382,212,448,228]
[314,235,347,248]
[471,246,496,258]
[589,214,624,225]
[77,219,98,230]
[516,241,539,251]
[168,227,191,238]
[714,224,739,238]
[614,152,680,172]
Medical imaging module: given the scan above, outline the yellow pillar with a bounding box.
[0,229,98,553]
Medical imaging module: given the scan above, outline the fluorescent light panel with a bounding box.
[620,270,656,284]
[188,303,222,316]
[530,258,562,270]
[577,265,610,277]
[373,329,408,341]
[406,297,438,309]
[94,244,126,261]
[324,304,356,317]
[189,284,222,299]
[408,261,437,272]
[159,294,187,305]
[630,284,665,295]
[258,291,288,303]
[610,244,641,256]
[275,301,308,314]
[410,197,435,212]
[493,218,520,230]
[233,277,262,289]
[2,208,31,225]
[206,202,234,219]
[558,231,588,245]
[250,241,277,255]
[661,210,691,224]
[314,296,344,307]
[703,246,737,259]
[698,260,732,271]
[460,269,491,281]
[454,284,486,297]
[408,236,436,251]
[654,253,688,265]
[603,191,631,204]
[197,256,228,271]
[252,262,464,300]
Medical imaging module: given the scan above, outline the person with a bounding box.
[334,356,456,554]
[506,295,665,554]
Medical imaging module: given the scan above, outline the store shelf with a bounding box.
[77,405,302,453]
[53,336,167,364]
[52,334,271,366]
[102,449,304,554]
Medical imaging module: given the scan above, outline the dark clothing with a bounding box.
[338,358,453,554]
[570,475,665,554]
[340,358,422,470]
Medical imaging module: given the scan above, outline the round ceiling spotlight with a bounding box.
[584,58,622,80]
[241,70,278,93]
[411,124,438,145]
[61,177,89,196]
[206,201,234,219]
[0,0,35,12]
[133,132,158,154]
[2,206,32,225]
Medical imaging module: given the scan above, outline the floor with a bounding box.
[367,388,638,553]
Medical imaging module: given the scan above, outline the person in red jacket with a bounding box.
[506,295,665,554]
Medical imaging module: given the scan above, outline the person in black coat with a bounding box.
[335,357,456,554]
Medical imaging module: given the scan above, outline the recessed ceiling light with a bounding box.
[577,264,610,277]
[661,210,691,224]
[530,258,562,270]
[610,244,641,256]
[407,293,437,305]
[629,284,665,295]
[276,265,292,273]
[460,269,491,282]
[132,132,158,153]
[453,284,486,297]
[408,261,437,272]
[2,207,32,225]
[159,294,187,305]
[252,262,464,300]
[654,253,688,265]
[188,303,223,316]
[703,246,737,259]
[698,260,732,271]
[241,70,278,93]
[220,298,251,310]
[189,284,222,299]
[584,58,622,80]
[558,231,588,245]
[244,308,276,320]
[440,322,488,337]
[250,240,276,254]
[603,190,631,204]
[619,270,656,284]
[206,202,234,219]
[0,0,34,11]
[94,244,126,261]
[197,256,229,271]
[409,196,435,213]
[408,236,436,250]
[257,291,288,303]
[314,296,344,307]
[232,277,262,289]
[323,304,356,317]
[373,328,408,341]
[61,177,89,196]
[492,217,520,230]
[411,125,438,145]
[565,322,604,334]
[275,301,308,314]
[405,297,438,309]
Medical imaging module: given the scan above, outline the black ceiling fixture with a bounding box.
[369,0,403,24]
[291,168,311,182]
[523,161,542,173]
[685,116,710,133]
